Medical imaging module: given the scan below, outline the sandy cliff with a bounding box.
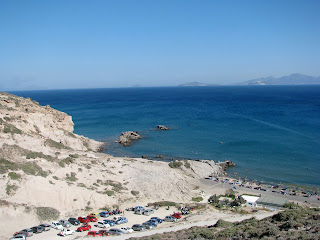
[0,92,224,238]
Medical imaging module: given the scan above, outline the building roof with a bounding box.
[242,195,259,203]
[256,195,288,207]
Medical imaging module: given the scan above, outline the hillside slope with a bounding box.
[0,92,223,239]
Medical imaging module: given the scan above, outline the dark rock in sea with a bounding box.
[218,160,236,170]
[117,131,141,146]
[157,125,170,131]
[142,155,147,159]
[155,155,163,159]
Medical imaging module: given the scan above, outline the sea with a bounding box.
[11,86,320,188]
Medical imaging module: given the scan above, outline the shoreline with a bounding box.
[103,145,320,194]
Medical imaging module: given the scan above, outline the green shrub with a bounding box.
[6,184,18,195]
[52,176,59,180]
[26,151,52,160]
[131,190,139,196]
[44,139,68,149]
[0,158,18,174]
[214,219,234,228]
[8,172,21,180]
[66,172,77,182]
[35,207,60,221]
[104,180,124,192]
[103,190,114,196]
[21,162,47,177]
[184,161,191,168]
[168,161,183,168]
[149,201,177,207]
[192,197,203,202]
[3,123,22,135]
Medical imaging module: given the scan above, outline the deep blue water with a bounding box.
[11,86,320,187]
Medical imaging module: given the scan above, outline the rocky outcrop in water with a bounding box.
[157,125,170,130]
[117,131,141,146]
[218,160,236,170]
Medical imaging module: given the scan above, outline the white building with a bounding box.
[242,195,260,207]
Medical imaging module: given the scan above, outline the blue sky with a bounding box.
[0,0,320,90]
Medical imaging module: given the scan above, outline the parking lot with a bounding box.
[20,206,185,240]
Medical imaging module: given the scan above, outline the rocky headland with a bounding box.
[0,92,225,239]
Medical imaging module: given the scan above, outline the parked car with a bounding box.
[142,222,155,229]
[89,212,100,218]
[87,215,98,222]
[142,209,154,216]
[9,235,26,240]
[68,217,80,225]
[99,211,109,217]
[115,217,128,224]
[98,229,111,236]
[78,216,90,223]
[96,221,110,228]
[108,228,125,235]
[59,220,71,228]
[18,229,33,237]
[132,224,145,231]
[39,224,51,231]
[134,206,144,211]
[51,221,63,230]
[103,219,115,226]
[145,220,158,226]
[150,217,163,223]
[87,231,102,237]
[13,232,27,238]
[59,228,75,236]
[31,226,43,234]
[164,216,177,222]
[77,224,92,232]
[120,227,134,233]
[171,213,182,219]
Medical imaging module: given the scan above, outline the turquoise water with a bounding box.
[12,86,320,187]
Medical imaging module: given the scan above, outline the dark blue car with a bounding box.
[150,217,163,223]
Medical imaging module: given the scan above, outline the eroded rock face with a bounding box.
[157,125,170,130]
[117,131,141,146]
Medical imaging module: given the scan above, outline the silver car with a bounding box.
[59,219,71,228]
[19,229,33,237]
[10,235,26,240]
[164,216,177,222]
[108,228,125,235]
[142,209,154,216]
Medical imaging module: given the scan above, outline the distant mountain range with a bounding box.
[178,74,320,87]
[237,73,320,85]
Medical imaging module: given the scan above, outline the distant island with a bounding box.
[237,73,320,86]
[178,81,219,87]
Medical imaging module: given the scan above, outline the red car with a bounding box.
[87,215,98,222]
[77,224,92,232]
[87,231,102,237]
[78,216,90,223]
[171,212,182,219]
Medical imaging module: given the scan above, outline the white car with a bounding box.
[59,228,75,236]
[120,227,134,233]
[10,235,26,240]
[51,221,63,230]
[96,221,110,228]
